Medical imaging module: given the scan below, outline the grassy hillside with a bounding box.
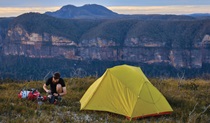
[0,77,209,122]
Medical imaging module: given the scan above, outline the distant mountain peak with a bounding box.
[81,4,118,16]
[44,4,118,19]
[60,4,77,11]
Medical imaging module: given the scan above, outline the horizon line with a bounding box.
[0,5,210,17]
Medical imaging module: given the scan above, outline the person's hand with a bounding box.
[46,90,51,93]
[53,93,59,96]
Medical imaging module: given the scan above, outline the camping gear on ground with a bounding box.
[80,64,173,120]
[18,88,47,101]
[18,89,61,105]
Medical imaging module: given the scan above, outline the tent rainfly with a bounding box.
[80,64,173,119]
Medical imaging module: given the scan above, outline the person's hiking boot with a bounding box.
[49,95,55,104]
[53,96,62,105]
[54,99,58,105]
[57,95,62,102]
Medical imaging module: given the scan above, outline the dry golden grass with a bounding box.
[0,77,209,123]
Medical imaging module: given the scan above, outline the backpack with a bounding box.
[18,88,41,100]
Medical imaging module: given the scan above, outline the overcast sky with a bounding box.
[0,0,210,17]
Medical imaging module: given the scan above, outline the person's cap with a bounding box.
[53,72,60,79]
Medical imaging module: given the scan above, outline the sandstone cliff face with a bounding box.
[3,25,210,68]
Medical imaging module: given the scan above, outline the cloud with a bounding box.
[108,5,210,15]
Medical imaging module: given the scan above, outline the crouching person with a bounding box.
[43,72,67,104]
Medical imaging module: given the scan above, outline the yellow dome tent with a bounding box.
[80,64,173,119]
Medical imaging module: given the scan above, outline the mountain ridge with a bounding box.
[45,4,118,19]
[44,4,201,20]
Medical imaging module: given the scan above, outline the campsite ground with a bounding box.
[0,77,209,123]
